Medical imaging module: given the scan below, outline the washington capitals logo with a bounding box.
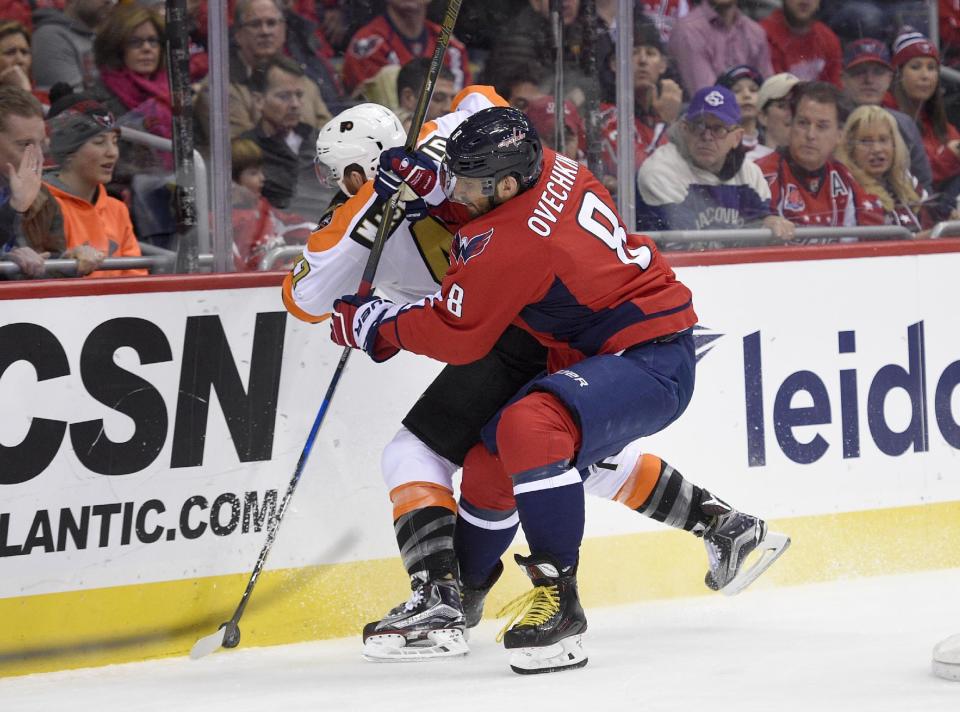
[498,127,526,149]
[451,228,494,265]
[783,184,806,212]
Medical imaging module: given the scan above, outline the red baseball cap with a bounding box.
[525,95,585,149]
[843,38,893,71]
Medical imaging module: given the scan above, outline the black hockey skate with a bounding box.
[495,553,588,675]
[361,572,468,662]
[460,560,503,628]
[700,499,791,596]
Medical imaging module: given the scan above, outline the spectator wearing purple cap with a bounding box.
[667,0,772,95]
[840,37,932,193]
[886,28,960,217]
[716,64,763,158]
[636,85,794,246]
[760,0,842,85]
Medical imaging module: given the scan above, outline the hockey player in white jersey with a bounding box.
[283,87,789,668]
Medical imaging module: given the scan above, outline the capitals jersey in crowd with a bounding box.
[759,9,842,84]
[375,149,698,372]
[282,86,505,323]
[599,103,669,177]
[341,15,472,94]
[640,0,690,43]
[756,150,884,243]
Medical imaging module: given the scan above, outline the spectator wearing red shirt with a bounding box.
[341,0,471,97]
[887,28,960,218]
[940,0,960,68]
[598,20,681,190]
[760,0,841,85]
[756,81,884,241]
[639,0,690,44]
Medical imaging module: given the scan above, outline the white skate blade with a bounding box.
[508,635,588,675]
[190,628,226,660]
[362,628,469,662]
[721,531,791,596]
[932,634,960,681]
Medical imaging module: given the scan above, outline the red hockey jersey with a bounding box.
[760,10,842,85]
[756,151,884,241]
[598,103,670,178]
[341,15,472,94]
[377,150,697,371]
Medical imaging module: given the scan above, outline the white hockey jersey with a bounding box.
[282,86,508,323]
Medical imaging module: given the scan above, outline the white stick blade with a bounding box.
[190,628,226,660]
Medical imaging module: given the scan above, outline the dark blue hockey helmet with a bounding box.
[441,107,544,199]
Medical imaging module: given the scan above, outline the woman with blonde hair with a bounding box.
[837,104,933,233]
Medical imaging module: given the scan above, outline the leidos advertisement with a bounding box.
[2,252,959,600]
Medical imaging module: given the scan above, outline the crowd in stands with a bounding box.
[3,0,960,279]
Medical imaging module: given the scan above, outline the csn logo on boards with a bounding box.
[0,313,287,485]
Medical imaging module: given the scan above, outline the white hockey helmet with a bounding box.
[314,103,406,195]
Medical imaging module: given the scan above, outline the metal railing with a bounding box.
[645,225,914,246]
[259,245,305,271]
[930,220,960,239]
[0,253,213,277]
[5,222,955,277]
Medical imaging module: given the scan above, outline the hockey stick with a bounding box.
[165,0,199,273]
[190,0,464,660]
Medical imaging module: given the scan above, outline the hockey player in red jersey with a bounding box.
[330,107,790,673]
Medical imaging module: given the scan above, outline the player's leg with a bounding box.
[397,325,544,604]
[584,446,790,595]
[455,443,518,626]
[361,429,467,661]
[478,332,703,673]
[491,390,589,674]
[362,327,546,659]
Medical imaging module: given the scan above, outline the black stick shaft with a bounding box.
[357,0,463,297]
[166,0,199,274]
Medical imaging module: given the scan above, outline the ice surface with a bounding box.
[3,569,959,712]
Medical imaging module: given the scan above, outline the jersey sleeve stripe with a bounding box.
[307,182,379,252]
[281,272,330,323]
